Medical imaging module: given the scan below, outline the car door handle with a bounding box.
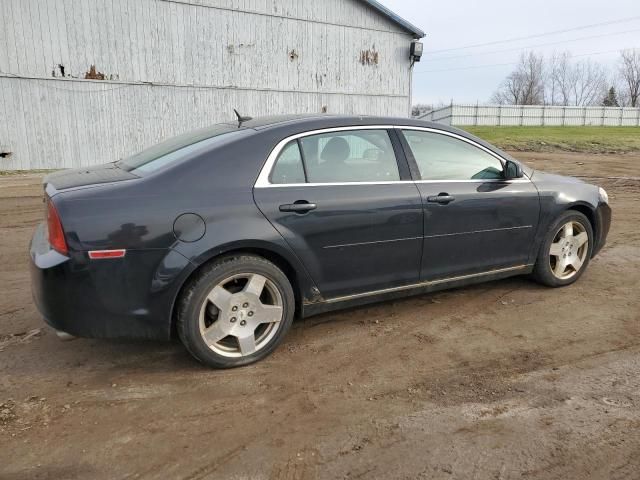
[427,194,455,204]
[279,202,317,213]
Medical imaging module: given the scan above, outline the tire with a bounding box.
[532,210,593,287]
[177,254,295,368]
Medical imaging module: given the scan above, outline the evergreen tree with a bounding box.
[602,87,620,107]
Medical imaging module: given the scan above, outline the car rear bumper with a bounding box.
[30,223,193,340]
[30,230,72,335]
[592,202,611,257]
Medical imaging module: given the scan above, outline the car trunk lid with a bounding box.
[43,162,138,194]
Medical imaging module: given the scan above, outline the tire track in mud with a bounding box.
[2,156,640,479]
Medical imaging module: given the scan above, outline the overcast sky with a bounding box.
[381,0,640,105]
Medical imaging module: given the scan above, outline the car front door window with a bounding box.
[402,130,504,181]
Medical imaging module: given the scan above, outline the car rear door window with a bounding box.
[402,130,504,181]
[269,140,306,184]
[298,130,400,183]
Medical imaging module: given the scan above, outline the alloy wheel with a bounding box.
[549,221,589,280]
[199,273,284,357]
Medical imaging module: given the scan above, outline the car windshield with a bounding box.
[117,124,240,174]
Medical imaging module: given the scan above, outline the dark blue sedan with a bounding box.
[30,115,611,368]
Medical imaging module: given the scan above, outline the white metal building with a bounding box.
[0,0,424,170]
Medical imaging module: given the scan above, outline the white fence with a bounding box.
[419,104,640,127]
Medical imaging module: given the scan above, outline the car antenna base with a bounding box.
[233,109,252,126]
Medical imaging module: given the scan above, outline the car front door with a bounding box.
[398,128,540,282]
[253,127,423,299]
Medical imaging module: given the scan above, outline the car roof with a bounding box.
[236,114,477,145]
[220,114,445,131]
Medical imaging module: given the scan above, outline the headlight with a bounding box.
[598,187,609,204]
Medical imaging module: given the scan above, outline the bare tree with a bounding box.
[547,52,572,105]
[493,51,609,106]
[618,49,640,107]
[411,103,433,118]
[570,59,607,106]
[616,82,632,107]
[492,52,545,105]
[545,53,558,104]
[544,52,605,105]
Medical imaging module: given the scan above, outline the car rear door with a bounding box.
[253,127,423,300]
[398,127,540,281]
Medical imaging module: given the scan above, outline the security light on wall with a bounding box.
[410,41,423,63]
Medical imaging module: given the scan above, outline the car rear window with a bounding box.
[117,124,242,174]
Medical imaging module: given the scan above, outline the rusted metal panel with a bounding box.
[0,0,415,170]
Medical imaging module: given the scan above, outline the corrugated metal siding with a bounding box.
[420,104,640,127]
[0,0,414,169]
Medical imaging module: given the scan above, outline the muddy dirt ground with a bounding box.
[1,152,639,480]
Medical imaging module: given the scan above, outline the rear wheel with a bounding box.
[532,210,593,287]
[177,255,295,368]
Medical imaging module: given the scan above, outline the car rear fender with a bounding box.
[170,236,321,328]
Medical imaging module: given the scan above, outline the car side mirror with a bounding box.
[504,160,523,179]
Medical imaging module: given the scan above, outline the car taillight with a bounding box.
[46,199,68,255]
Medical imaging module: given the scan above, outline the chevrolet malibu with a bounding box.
[30,115,611,368]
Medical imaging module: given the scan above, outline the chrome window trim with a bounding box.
[257,180,416,187]
[413,178,531,183]
[412,178,531,184]
[254,125,532,188]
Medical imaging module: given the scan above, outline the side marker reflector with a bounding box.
[88,249,126,259]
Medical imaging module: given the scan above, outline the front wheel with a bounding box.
[532,210,593,287]
[177,255,295,368]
